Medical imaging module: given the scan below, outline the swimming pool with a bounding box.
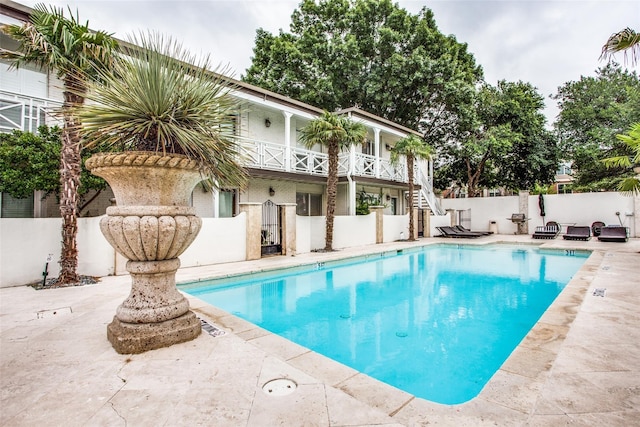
[180,244,589,404]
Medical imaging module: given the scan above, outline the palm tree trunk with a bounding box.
[57,77,84,284]
[407,154,415,241]
[325,141,339,251]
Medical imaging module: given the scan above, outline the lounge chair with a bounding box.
[563,225,591,241]
[436,226,483,238]
[591,221,605,237]
[532,221,560,239]
[453,225,493,236]
[454,225,493,235]
[598,226,629,242]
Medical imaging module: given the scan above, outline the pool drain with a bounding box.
[262,378,297,396]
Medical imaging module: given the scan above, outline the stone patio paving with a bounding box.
[1,235,639,426]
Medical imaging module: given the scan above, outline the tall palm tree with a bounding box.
[1,5,117,284]
[391,135,433,241]
[600,27,640,65]
[299,111,367,251]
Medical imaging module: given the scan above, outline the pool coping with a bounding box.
[179,237,609,424]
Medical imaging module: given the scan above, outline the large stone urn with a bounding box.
[86,152,203,354]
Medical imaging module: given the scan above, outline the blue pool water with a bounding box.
[180,244,589,404]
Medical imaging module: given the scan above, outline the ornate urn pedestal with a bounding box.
[87,152,203,354]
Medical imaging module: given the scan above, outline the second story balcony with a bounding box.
[237,136,413,184]
[0,89,62,133]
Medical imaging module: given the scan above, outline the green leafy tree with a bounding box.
[0,127,61,198]
[553,64,640,191]
[435,81,555,196]
[0,126,109,213]
[390,134,432,240]
[1,4,118,284]
[243,0,482,133]
[299,111,367,251]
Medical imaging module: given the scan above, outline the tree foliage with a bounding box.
[243,0,482,132]
[0,126,109,210]
[602,123,640,195]
[554,64,640,191]
[435,81,555,196]
[0,126,61,199]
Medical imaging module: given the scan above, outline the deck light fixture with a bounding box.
[269,186,275,196]
[265,118,271,127]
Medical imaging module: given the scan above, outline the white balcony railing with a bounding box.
[0,90,63,133]
[291,147,328,175]
[238,138,419,186]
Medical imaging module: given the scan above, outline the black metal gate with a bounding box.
[417,209,424,237]
[261,200,282,256]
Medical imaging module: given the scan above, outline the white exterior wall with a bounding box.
[383,214,409,242]
[180,215,246,267]
[241,178,297,205]
[0,215,246,288]
[441,192,639,237]
[192,184,215,218]
[246,108,286,143]
[0,217,114,288]
[441,196,520,234]
[333,214,376,249]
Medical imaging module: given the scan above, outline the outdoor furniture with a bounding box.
[563,225,591,241]
[591,221,606,237]
[436,226,484,238]
[532,221,560,239]
[507,213,529,224]
[454,225,493,235]
[597,226,629,242]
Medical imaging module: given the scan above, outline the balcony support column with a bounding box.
[374,128,381,178]
[283,111,292,172]
[348,146,357,216]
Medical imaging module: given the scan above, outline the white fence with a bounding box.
[383,214,409,242]
[441,192,639,237]
[3,192,636,288]
[1,215,247,288]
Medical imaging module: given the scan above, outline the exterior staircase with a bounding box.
[407,161,445,215]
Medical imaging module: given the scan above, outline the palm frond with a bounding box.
[299,111,367,151]
[79,31,247,189]
[390,134,432,165]
[600,27,640,65]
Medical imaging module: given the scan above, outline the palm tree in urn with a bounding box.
[79,32,247,353]
[299,112,367,251]
[1,4,118,285]
[391,135,433,241]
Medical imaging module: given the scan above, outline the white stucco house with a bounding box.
[0,0,442,224]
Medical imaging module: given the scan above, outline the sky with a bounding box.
[13,0,640,125]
